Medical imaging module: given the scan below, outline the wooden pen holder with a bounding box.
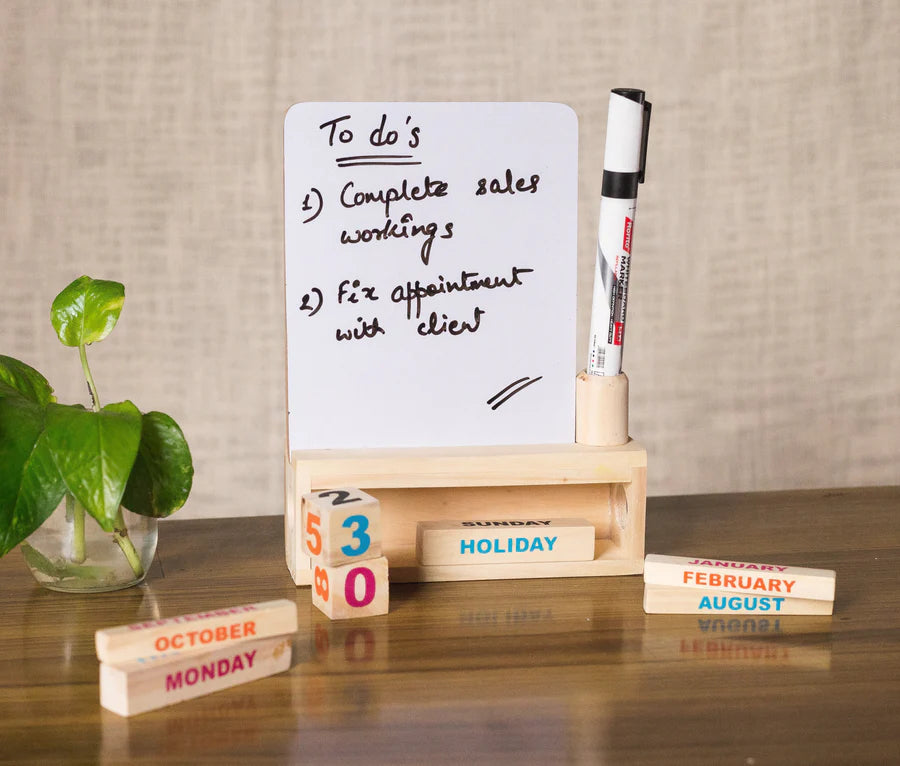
[575,370,629,447]
[285,370,646,585]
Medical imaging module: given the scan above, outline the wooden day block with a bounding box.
[301,488,382,567]
[643,584,834,615]
[311,556,389,620]
[416,518,595,566]
[100,635,292,717]
[644,554,836,602]
[95,599,298,664]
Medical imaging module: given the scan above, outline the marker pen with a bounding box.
[586,88,651,376]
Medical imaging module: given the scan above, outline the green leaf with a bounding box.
[44,401,142,531]
[50,276,125,347]
[0,395,66,557]
[123,412,193,518]
[0,355,55,406]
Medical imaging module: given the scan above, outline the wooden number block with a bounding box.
[644,554,836,602]
[100,635,292,717]
[301,488,382,567]
[95,599,298,664]
[416,518,596,566]
[311,556,389,620]
[643,584,834,615]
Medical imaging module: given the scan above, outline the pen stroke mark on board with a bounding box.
[487,376,544,411]
[336,154,422,168]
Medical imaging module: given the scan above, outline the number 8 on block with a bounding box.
[301,488,382,567]
[311,556,389,620]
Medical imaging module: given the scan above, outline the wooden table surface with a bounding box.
[1,487,898,765]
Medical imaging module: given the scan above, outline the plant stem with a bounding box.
[113,507,145,579]
[78,344,101,412]
[70,495,86,563]
[74,344,102,564]
[76,345,144,581]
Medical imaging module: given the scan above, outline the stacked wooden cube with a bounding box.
[642,554,836,615]
[301,488,389,619]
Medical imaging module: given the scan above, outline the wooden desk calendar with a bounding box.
[285,440,646,584]
[283,102,646,585]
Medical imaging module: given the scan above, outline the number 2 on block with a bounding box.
[306,512,323,556]
[341,514,371,557]
[319,490,362,506]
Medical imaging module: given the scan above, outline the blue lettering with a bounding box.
[545,536,557,551]
[699,596,713,610]
[477,539,491,554]
[516,538,529,552]
[529,538,544,552]
[773,597,785,612]
[460,539,475,554]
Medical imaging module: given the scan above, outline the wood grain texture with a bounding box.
[1,1,898,520]
[0,487,897,764]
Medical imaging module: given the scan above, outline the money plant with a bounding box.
[0,276,192,581]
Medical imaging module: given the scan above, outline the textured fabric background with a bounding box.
[2,0,898,518]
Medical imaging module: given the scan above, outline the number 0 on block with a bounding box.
[311,556,389,620]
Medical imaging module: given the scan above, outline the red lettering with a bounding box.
[165,672,182,691]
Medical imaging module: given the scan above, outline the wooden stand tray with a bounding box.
[285,441,647,585]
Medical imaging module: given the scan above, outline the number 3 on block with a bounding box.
[301,488,381,567]
[311,557,389,620]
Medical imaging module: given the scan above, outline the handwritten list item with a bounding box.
[285,102,577,451]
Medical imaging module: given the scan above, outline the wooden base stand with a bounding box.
[285,441,646,584]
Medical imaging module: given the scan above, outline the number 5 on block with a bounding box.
[312,556,389,620]
[301,488,382,567]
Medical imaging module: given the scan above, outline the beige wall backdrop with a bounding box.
[2,0,898,519]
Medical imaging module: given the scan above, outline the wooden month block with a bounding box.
[301,488,382,567]
[644,554,836,602]
[643,584,834,615]
[99,635,292,717]
[311,556,389,620]
[95,599,298,664]
[416,518,596,566]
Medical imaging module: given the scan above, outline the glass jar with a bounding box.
[21,495,157,593]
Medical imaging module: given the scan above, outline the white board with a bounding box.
[285,102,577,451]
